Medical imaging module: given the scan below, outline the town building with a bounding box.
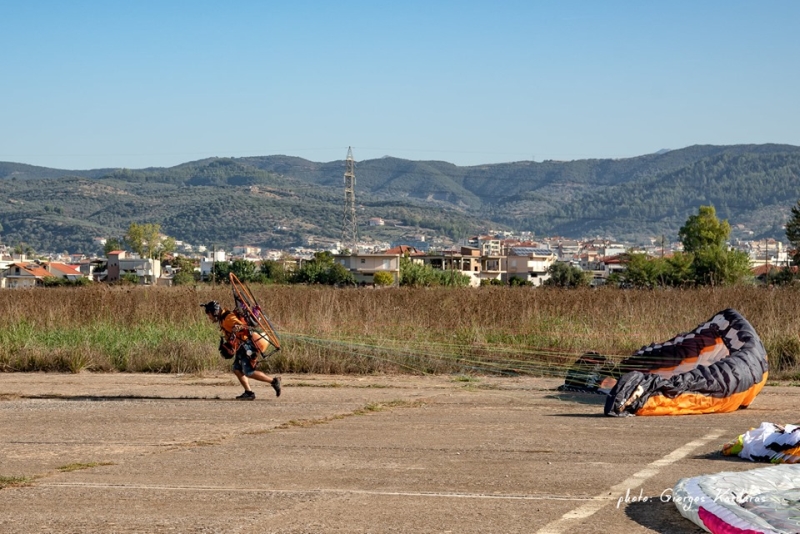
[506,247,558,286]
[334,252,402,285]
[106,251,161,285]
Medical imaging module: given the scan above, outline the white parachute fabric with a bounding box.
[722,422,800,464]
[673,464,800,533]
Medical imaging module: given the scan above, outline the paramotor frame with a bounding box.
[229,273,281,356]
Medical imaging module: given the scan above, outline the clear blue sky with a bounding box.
[2,1,798,170]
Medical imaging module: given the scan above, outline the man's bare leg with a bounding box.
[234,369,281,397]
[234,369,251,391]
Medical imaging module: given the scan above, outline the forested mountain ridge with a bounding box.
[1,144,798,255]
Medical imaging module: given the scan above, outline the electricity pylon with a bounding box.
[341,146,358,252]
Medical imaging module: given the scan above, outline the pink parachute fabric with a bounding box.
[673,464,800,533]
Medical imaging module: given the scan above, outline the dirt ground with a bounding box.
[1,372,797,534]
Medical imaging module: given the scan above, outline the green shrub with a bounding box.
[373,271,394,286]
[767,336,800,373]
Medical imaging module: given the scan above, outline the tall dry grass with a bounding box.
[0,284,799,379]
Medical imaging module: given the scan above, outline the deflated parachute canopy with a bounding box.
[673,464,800,533]
[722,422,800,464]
[560,309,768,416]
[604,308,768,416]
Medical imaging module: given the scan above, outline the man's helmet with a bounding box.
[201,301,221,317]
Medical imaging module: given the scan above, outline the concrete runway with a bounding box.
[1,373,796,533]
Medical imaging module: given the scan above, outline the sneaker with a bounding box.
[271,377,282,397]
[236,390,256,401]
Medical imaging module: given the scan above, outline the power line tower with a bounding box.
[341,146,358,252]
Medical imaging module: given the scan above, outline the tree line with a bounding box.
[154,200,800,289]
[99,197,800,290]
[549,202,800,289]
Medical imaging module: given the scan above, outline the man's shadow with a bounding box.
[17,394,226,401]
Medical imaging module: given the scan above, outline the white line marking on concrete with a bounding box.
[40,482,591,501]
[535,429,725,534]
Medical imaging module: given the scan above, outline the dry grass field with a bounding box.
[1,284,799,379]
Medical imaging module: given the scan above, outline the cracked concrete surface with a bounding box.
[2,373,796,533]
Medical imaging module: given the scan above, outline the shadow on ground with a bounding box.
[625,499,706,534]
[12,394,225,402]
[544,392,608,406]
[691,450,750,463]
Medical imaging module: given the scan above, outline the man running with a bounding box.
[202,300,281,400]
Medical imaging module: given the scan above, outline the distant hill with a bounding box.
[1,144,799,255]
